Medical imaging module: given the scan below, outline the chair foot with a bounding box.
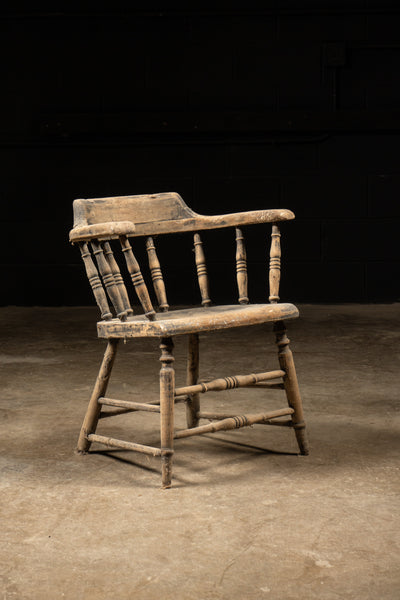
[161,454,173,489]
[75,447,88,456]
[294,423,310,455]
[76,428,92,454]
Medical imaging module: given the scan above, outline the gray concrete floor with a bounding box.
[0,304,399,600]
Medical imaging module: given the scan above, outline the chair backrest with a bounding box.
[69,192,294,321]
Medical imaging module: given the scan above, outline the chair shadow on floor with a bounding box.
[89,434,300,488]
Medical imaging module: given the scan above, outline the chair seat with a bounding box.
[97,303,299,338]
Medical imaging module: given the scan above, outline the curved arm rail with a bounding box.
[69,221,136,242]
[131,209,294,237]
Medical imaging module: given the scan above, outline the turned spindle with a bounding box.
[146,236,169,312]
[120,235,156,320]
[78,242,112,321]
[103,241,133,316]
[91,240,128,320]
[174,407,294,439]
[193,233,211,307]
[269,224,281,303]
[235,227,249,304]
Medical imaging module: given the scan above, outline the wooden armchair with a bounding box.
[70,192,308,488]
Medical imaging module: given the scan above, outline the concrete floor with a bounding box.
[0,304,399,600]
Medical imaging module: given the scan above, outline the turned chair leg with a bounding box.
[76,339,119,454]
[160,337,175,488]
[186,333,200,428]
[274,321,309,455]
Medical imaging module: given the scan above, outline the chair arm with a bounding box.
[132,208,295,236]
[69,221,136,242]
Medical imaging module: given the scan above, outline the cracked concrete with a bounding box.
[0,305,399,599]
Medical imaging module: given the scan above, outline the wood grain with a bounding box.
[274,321,309,455]
[71,192,295,238]
[186,333,200,428]
[146,236,169,311]
[76,339,119,454]
[97,303,299,338]
[193,233,211,306]
[91,240,127,320]
[174,408,294,439]
[72,191,308,488]
[120,235,156,320]
[78,242,112,320]
[235,227,249,304]
[103,241,133,315]
[269,224,281,303]
[159,337,175,488]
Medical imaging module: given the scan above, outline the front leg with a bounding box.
[159,337,175,488]
[274,321,309,455]
[76,339,119,454]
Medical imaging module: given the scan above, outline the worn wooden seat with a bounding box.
[70,192,309,488]
[97,304,299,338]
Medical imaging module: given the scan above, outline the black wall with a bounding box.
[2,2,400,306]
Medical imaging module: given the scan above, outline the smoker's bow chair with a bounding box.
[70,192,308,488]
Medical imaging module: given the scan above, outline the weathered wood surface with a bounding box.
[103,242,133,315]
[78,242,112,320]
[159,337,175,488]
[71,193,294,238]
[274,321,309,455]
[174,369,285,396]
[269,224,281,303]
[97,303,299,338]
[91,240,128,320]
[70,220,136,242]
[186,333,200,428]
[87,433,169,457]
[235,227,249,304]
[120,235,156,320]
[146,236,169,311]
[76,339,119,454]
[72,192,308,488]
[193,233,211,306]
[174,407,294,439]
[196,411,293,425]
[98,397,161,412]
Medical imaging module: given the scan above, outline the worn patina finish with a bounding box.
[70,192,308,488]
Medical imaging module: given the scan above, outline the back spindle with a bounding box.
[235,228,249,304]
[103,241,133,316]
[91,240,128,320]
[269,224,281,303]
[120,235,156,321]
[146,237,169,312]
[78,242,112,321]
[193,233,211,307]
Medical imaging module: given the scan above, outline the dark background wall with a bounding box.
[2,1,400,306]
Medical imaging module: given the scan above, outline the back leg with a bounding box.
[76,339,119,454]
[185,333,200,429]
[274,321,309,455]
